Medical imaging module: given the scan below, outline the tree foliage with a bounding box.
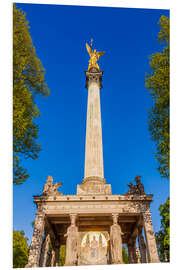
[145,15,169,178]
[155,197,170,262]
[13,230,29,268]
[59,245,66,266]
[13,4,49,185]
[122,246,129,264]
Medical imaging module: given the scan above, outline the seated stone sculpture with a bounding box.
[126,175,145,195]
[43,176,63,196]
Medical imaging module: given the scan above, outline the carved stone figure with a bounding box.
[126,175,145,195]
[86,39,105,71]
[135,175,145,194]
[110,214,123,264]
[64,215,78,266]
[43,175,63,196]
[90,235,99,259]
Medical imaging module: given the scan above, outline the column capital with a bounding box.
[85,68,103,89]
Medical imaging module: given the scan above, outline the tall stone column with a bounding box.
[110,213,123,264]
[64,214,78,266]
[84,68,104,180]
[25,209,45,268]
[143,209,160,263]
[77,67,112,195]
[138,226,147,263]
[40,233,50,267]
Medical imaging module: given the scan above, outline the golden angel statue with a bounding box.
[86,40,105,71]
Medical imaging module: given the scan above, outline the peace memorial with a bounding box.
[26,41,160,267]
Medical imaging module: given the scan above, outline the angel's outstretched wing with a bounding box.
[86,43,92,56]
[96,51,105,59]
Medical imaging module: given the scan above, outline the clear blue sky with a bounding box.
[13,3,169,244]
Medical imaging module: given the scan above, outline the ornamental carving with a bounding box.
[85,70,103,89]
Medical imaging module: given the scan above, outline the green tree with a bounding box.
[13,4,49,185]
[122,246,129,264]
[145,15,169,178]
[155,197,170,262]
[59,245,66,266]
[13,230,29,268]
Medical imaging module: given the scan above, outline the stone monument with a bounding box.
[26,41,160,267]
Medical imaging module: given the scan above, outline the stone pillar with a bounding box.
[40,233,50,267]
[110,213,123,264]
[84,68,104,180]
[136,247,141,263]
[127,238,138,264]
[138,226,147,263]
[50,248,56,266]
[54,239,60,266]
[64,214,78,266]
[25,210,45,268]
[143,209,160,263]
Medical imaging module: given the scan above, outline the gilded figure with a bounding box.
[86,40,105,71]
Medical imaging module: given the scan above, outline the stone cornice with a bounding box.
[33,194,153,203]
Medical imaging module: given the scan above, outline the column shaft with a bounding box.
[40,233,50,267]
[128,240,137,264]
[143,210,160,263]
[25,211,45,268]
[85,72,104,179]
[55,245,60,266]
[50,249,56,267]
[138,227,147,263]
